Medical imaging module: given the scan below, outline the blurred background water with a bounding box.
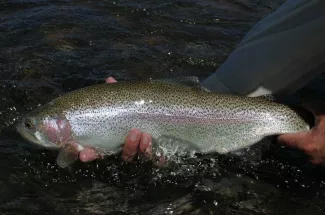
[2,0,325,214]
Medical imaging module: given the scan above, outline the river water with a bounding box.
[2,0,325,214]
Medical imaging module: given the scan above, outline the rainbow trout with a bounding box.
[16,78,311,168]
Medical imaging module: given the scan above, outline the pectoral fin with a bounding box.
[56,144,79,168]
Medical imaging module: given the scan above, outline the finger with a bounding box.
[106,77,117,83]
[139,133,152,160]
[79,148,100,162]
[277,131,310,151]
[122,128,142,162]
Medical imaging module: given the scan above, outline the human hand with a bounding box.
[79,77,153,163]
[278,101,325,165]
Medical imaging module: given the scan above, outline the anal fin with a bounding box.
[153,135,200,159]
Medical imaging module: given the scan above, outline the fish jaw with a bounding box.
[16,116,59,149]
[16,124,56,148]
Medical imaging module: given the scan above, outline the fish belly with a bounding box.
[66,108,303,155]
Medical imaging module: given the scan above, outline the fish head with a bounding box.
[16,105,73,149]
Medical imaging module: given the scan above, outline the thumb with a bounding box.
[277,131,310,151]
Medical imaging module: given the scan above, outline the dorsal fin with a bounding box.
[154,76,210,92]
[258,94,276,102]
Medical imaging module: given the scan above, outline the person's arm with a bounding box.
[202,0,325,98]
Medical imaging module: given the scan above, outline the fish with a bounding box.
[16,77,311,168]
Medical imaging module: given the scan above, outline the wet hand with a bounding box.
[79,77,153,163]
[278,101,325,165]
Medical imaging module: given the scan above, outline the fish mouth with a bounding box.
[16,125,43,146]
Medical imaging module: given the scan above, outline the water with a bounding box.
[2,0,325,214]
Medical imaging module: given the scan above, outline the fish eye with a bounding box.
[24,119,34,129]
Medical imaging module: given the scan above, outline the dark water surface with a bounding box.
[2,0,325,214]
